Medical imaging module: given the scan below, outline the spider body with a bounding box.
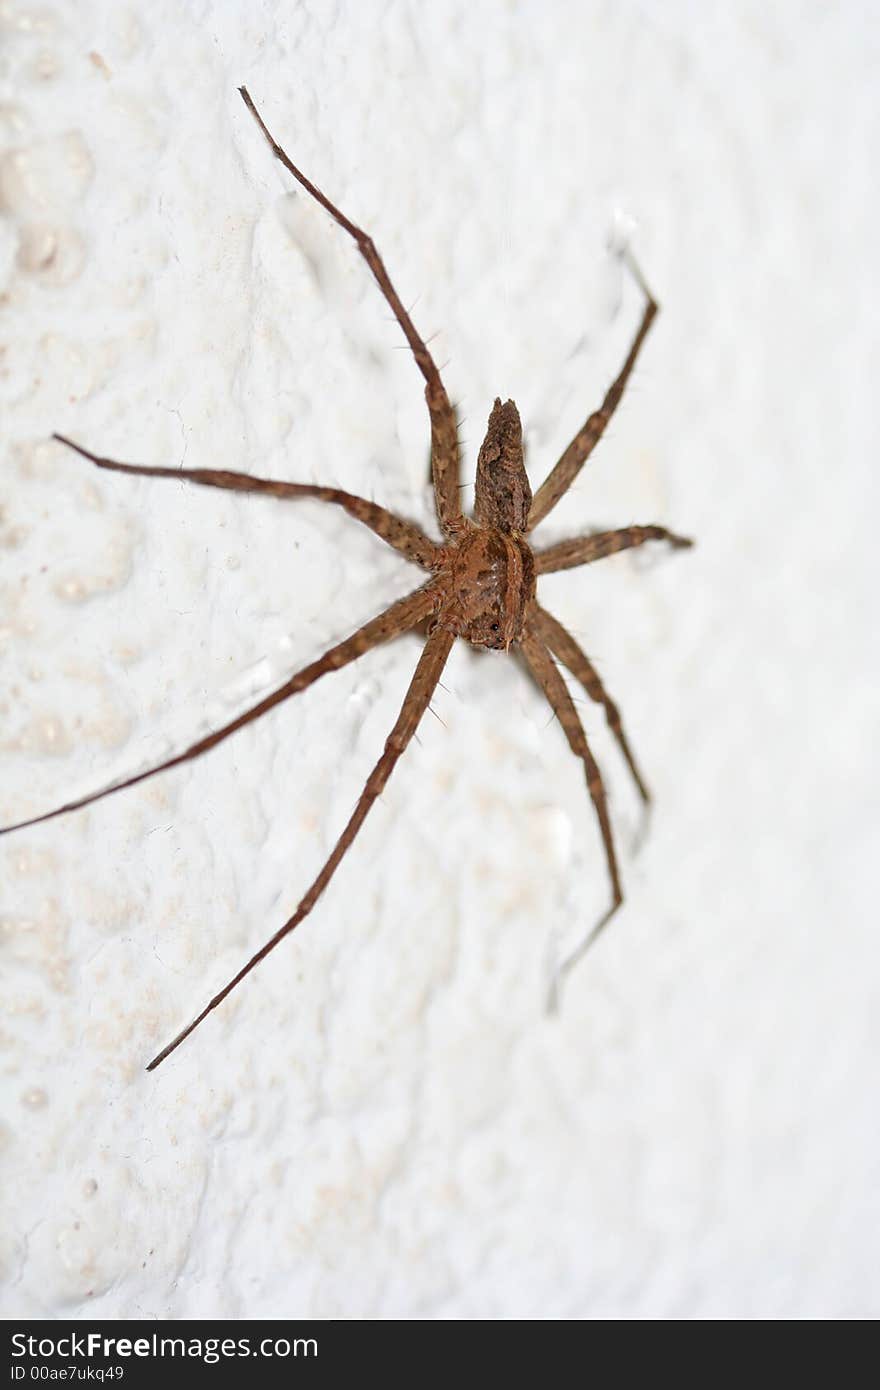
[437,502,536,651]
[1,89,693,1068]
[433,396,536,650]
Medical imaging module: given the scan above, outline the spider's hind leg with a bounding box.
[527,251,659,532]
[238,87,464,540]
[52,434,441,569]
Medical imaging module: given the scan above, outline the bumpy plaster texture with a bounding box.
[1,0,877,1319]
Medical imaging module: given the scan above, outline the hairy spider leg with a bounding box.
[239,87,464,539]
[147,625,455,1069]
[527,253,658,531]
[53,434,441,570]
[532,602,650,804]
[517,625,623,1012]
[0,585,439,836]
[534,524,692,575]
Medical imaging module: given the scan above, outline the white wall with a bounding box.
[1,0,877,1318]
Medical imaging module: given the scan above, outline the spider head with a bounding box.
[445,528,536,651]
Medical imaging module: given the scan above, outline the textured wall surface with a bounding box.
[1,0,877,1319]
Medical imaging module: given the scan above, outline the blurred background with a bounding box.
[1,0,877,1318]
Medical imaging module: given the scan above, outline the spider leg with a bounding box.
[517,627,622,1011]
[238,87,463,540]
[147,623,455,1069]
[531,602,649,804]
[0,583,439,836]
[527,252,658,532]
[534,524,693,575]
[53,434,441,571]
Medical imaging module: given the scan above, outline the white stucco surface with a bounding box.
[1,0,877,1319]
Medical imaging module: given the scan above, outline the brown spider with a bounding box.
[2,88,692,1069]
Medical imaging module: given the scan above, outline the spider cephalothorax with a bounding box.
[1,89,692,1068]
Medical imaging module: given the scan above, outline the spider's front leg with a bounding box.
[0,584,439,836]
[147,624,455,1070]
[531,603,650,804]
[517,626,623,1011]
